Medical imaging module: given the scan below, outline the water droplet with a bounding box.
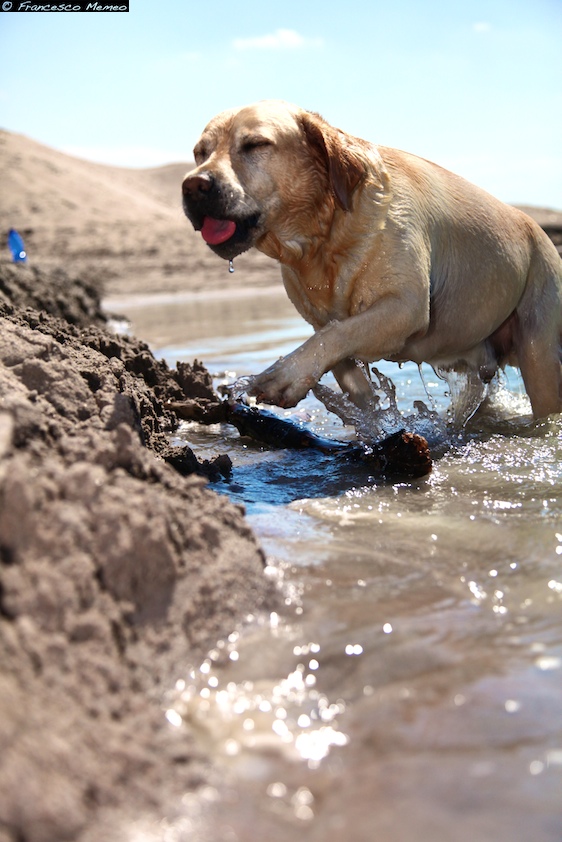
[505,699,521,713]
[224,738,240,756]
[267,782,288,798]
[529,760,545,775]
[165,709,182,727]
[229,259,235,273]
[535,655,561,671]
[345,643,363,655]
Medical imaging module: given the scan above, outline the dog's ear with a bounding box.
[299,111,367,212]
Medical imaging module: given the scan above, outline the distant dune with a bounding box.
[0,130,280,297]
[0,129,560,298]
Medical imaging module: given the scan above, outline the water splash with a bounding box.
[312,361,538,453]
[314,366,449,449]
[435,366,488,427]
[226,362,533,454]
[227,375,255,402]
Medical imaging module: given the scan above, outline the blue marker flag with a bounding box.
[8,229,27,263]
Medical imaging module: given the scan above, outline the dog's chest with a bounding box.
[281,263,353,327]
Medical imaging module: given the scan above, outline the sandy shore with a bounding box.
[0,260,275,842]
[0,131,285,840]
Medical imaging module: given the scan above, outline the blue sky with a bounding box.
[1,0,561,207]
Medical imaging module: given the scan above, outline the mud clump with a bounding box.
[0,260,273,842]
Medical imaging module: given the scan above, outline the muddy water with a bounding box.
[110,288,562,842]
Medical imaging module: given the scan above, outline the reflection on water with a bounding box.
[105,286,309,372]
[163,614,349,767]
[111,289,562,842]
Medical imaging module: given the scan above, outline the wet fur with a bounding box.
[182,100,562,419]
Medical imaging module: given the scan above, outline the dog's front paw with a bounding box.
[248,358,317,408]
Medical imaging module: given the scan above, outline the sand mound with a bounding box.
[0,261,273,842]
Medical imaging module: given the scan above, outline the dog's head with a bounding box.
[182,100,369,261]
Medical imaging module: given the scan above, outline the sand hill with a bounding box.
[1,129,560,299]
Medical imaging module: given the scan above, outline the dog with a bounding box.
[182,100,562,420]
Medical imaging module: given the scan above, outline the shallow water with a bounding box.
[113,288,562,842]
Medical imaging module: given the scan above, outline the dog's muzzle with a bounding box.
[182,170,261,259]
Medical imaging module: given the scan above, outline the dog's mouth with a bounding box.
[190,211,261,259]
[182,170,263,259]
[200,217,237,246]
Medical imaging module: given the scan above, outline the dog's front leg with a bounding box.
[249,329,332,407]
[249,294,427,407]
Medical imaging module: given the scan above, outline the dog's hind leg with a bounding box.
[515,242,562,420]
[517,337,561,419]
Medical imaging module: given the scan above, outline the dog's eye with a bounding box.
[241,138,272,154]
[193,144,209,164]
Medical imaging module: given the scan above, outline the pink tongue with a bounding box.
[201,217,236,245]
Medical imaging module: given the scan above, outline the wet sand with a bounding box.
[0,260,275,842]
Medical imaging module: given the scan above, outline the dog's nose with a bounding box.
[182,171,214,198]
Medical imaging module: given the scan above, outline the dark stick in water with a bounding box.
[170,398,432,479]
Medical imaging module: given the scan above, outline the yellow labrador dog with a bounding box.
[182,100,562,420]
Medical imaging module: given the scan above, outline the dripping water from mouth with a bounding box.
[229,260,235,274]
